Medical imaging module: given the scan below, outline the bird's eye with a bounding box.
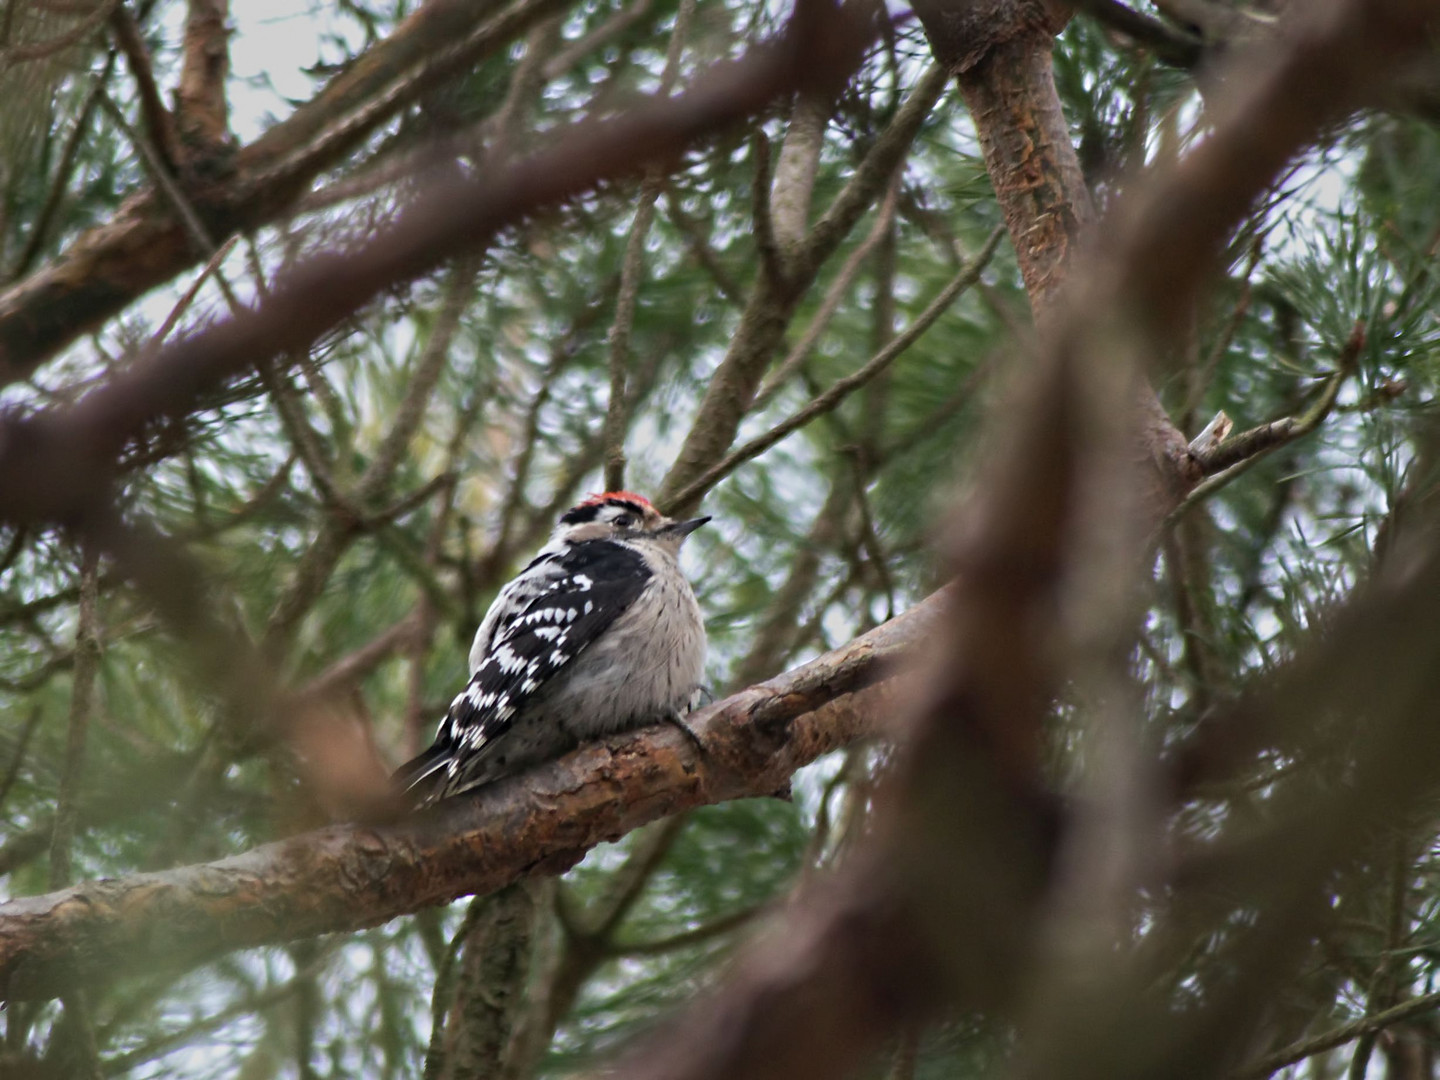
[613,513,634,529]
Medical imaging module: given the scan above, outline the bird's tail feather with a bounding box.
[392,744,450,806]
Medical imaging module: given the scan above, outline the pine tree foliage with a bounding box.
[2,0,1440,1077]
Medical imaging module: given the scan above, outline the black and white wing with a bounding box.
[396,539,651,799]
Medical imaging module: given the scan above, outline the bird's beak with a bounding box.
[662,515,711,539]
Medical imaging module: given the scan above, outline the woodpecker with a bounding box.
[396,491,709,803]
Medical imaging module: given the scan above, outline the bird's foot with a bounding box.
[661,706,706,753]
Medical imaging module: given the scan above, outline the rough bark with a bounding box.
[954,33,1089,318]
[430,884,547,1080]
[0,593,940,1003]
[913,0,1200,510]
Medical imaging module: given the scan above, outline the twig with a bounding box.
[365,471,457,529]
[541,0,655,80]
[1182,233,1263,424]
[802,63,949,277]
[570,814,690,942]
[0,525,26,576]
[753,182,898,409]
[355,259,478,503]
[181,462,292,547]
[1234,989,1440,1079]
[8,52,116,283]
[244,0,578,196]
[478,291,612,586]
[662,52,946,512]
[48,545,100,890]
[846,451,897,622]
[751,130,784,282]
[1074,0,1204,67]
[100,943,338,1076]
[258,359,349,512]
[109,2,176,169]
[665,190,746,305]
[404,383,487,755]
[294,614,421,702]
[609,903,763,957]
[604,190,661,491]
[95,86,236,285]
[663,224,1004,513]
[880,350,997,461]
[1162,321,1365,531]
[0,707,43,810]
[151,235,240,346]
[599,0,696,489]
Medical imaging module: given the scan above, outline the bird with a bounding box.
[396,491,709,803]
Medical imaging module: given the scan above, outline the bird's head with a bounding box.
[556,492,709,553]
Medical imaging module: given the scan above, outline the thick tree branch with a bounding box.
[770,91,831,263]
[0,593,940,1002]
[428,883,545,1080]
[914,0,1200,515]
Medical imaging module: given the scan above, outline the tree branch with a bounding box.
[1161,322,1364,530]
[1235,992,1440,1078]
[47,546,100,891]
[1075,0,1204,68]
[0,592,942,1002]
[770,91,831,263]
[593,4,1440,1078]
[752,181,897,409]
[174,0,231,149]
[109,2,177,169]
